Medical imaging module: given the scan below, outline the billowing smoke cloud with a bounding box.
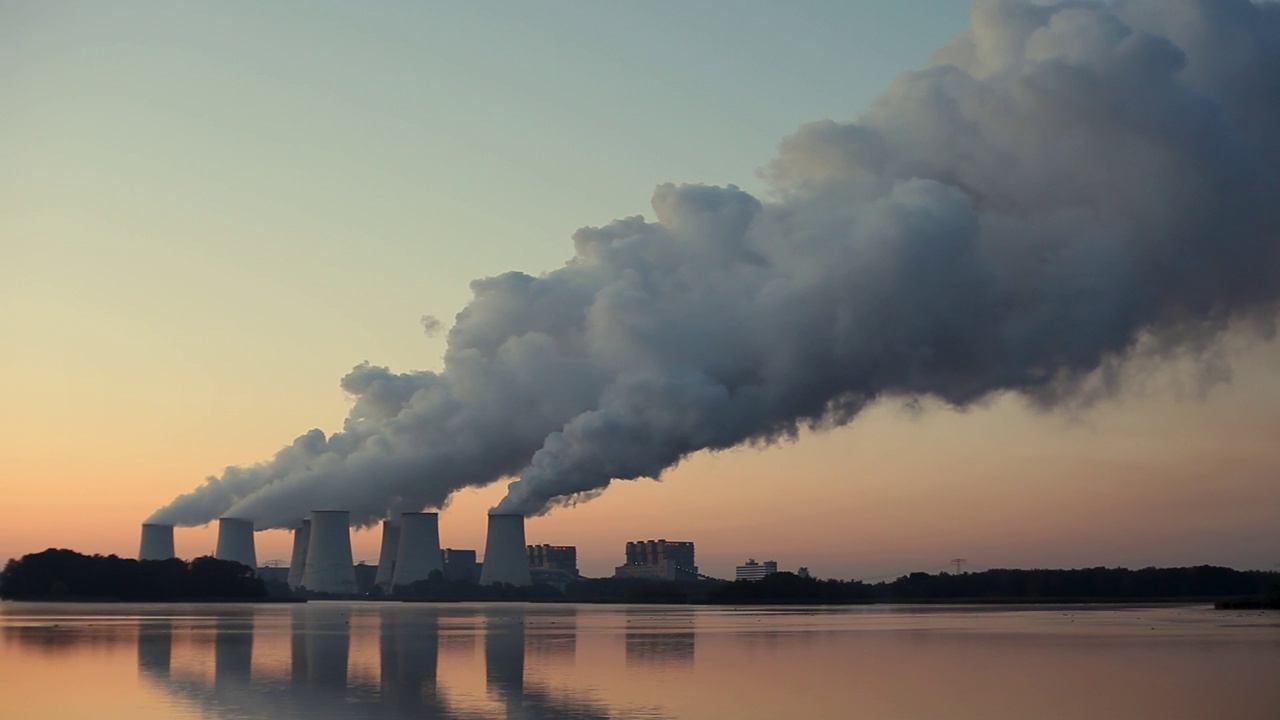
[149,0,1280,528]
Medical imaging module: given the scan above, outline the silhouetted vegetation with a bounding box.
[0,549,267,601]
[706,567,1280,605]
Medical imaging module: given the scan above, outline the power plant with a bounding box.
[214,517,257,571]
[390,512,443,590]
[138,523,175,561]
[478,514,532,587]
[301,510,357,594]
[287,519,311,590]
[373,519,400,592]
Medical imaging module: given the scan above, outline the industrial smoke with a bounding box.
[147,0,1280,528]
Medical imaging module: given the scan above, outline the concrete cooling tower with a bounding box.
[287,519,311,590]
[391,512,444,590]
[138,523,175,561]
[214,517,257,571]
[301,510,356,594]
[373,520,400,592]
[478,514,531,587]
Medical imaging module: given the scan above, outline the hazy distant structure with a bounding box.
[443,548,480,583]
[214,518,257,571]
[478,514,532,586]
[373,520,400,592]
[735,559,778,581]
[527,544,578,575]
[138,523,175,561]
[614,539,698,581]
[287,519,311,590]
[301,510,356,594]
[797,567,811,579]
[391,512,444,590]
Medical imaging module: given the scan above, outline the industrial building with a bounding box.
[443,548,481,583]
[478,514,532,586]
[614,539,699,581]
[527,544,578,575]
[735,559,778,581]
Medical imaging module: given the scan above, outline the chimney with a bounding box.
[373,519,401,592]
[391,512,444,590]
[301,510,356,594]
[138,523,175,561]
[478,514,531,586]
[287,519,311,590]
[214,517,257,571]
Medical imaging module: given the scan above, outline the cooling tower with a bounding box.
[138,523,175,561]
[214,517,257,571]
[301,510,356,594]
[287,519,311,590]
[373,520,400,591]
[391,512,444,590]
[478,514,532,586]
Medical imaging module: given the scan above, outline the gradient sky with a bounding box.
[3,1,1277,579]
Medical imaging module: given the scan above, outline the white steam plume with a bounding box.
[148,0,1280,527]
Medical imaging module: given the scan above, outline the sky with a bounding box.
[3,1,1278,580]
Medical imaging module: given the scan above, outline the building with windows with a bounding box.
[442,548,481,583]
[735,559,778,581]
[614,539,698,581]
[527,544,578,575]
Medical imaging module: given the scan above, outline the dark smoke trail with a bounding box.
[149,0,1280,528]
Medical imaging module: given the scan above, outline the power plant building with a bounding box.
[478,514,532,587]
[527,544,578,575]
[735,559,778,581]
[391,512,445,590]
[301,510,357,595]
[614,539,698,581]
[214,518,258,572]
[138,523,175,561]
[443,548,481,583]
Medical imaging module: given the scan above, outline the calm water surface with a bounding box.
[1,601,1276,719]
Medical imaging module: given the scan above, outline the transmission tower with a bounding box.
[949,558,968,575]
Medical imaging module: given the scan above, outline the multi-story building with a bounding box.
[735,558,778,581]
[527,544,579,575]
[615,539,698,581]
[442,548,481,583]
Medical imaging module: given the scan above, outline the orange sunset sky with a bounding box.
[4,3,1278,579]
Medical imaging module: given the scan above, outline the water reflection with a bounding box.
[3,603,1276,719]
[119,603,662,719]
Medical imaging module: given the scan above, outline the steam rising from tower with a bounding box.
[147,0,1280,528]
[478,514,532,587]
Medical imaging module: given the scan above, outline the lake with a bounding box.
[1,601,1276,719]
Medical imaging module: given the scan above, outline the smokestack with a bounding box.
[478,514,531,587]
[301,510,356,594]
[287,519,311,590]
[138,523,175,561]
[214,517,257,571]
[391,512,444,590]
[373,520,400,592]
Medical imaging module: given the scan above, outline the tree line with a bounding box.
[1,549,267,601]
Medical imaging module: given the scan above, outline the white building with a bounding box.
[735,558,777,581]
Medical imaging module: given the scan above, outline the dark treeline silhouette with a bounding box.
[0,548,267,601]
[708,567,1280,604]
